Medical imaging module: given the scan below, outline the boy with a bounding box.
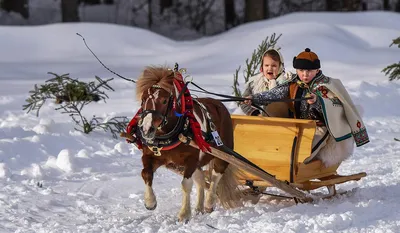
[244,48,369,167]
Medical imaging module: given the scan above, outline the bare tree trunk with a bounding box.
[160,0,172,14]
[148,0,152,28]
[78,0,100,5]
[343,0,361,11]
[326,0,341,11]
[362,1,367,10]
[396,0,400,12]
[244,0,265,23]
[224,0,236,29]
[1,0,29,19]
[383,0,390,10]
[61,0,80,22]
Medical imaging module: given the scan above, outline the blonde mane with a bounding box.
[136,66,175,100]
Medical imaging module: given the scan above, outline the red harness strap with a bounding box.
[126,108,143,149]
[173,73,211,153]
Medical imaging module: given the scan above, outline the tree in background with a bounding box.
[224,0,237,29]
[245,0,269,22]
[61,0,79,22]
[383,0,390,10]
[0,0,29,19]
[382,36,400,81]
[160,0,172,14]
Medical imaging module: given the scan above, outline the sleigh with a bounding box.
[182,114,367,202]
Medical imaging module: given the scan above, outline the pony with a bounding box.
[129,66,243,222]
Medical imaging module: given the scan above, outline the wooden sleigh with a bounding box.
[181,114,366,203]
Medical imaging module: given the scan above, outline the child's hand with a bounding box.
[244,96,252,105]
[307,93,317,104]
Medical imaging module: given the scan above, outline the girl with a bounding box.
[239,48,291,117]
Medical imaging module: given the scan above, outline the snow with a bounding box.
[1,11,400,232]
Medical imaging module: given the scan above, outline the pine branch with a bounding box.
[91,116,130,139]
[23,72,113,116]
[382,36,400,81]
[382,62,400,81]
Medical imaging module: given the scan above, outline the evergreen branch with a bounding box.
[382,62,400,81]
[383,36,400,81]
[92,116,130,139]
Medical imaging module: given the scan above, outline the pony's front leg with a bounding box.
[141,155,157,210]
[192,168,205,214]
[178,176,193,223]
[178,164,198,223]
[205,170,223,213]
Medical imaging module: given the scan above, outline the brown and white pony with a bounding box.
[133,66,242,222]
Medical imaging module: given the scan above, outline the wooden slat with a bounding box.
[294,160,339,183]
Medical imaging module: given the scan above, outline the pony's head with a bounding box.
[136,66,176,140]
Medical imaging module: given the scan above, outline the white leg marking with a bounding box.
[192,169,205,214]
[205,170,222,212]
[144,184,157,210]
[178,177,193,222]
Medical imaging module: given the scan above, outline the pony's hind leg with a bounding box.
[205,159,229,213]
[204,169,223,213]
[192,168,205,214]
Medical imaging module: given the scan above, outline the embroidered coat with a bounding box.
[251,71,369,147]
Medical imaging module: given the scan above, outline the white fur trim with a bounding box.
[317,137,355,167]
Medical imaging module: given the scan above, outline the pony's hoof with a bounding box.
[195,208,204,215]
[178,214,191,223]
[145,202,157,210]
[204,207,214,213]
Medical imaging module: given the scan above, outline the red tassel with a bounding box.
[126,108,143,149]
[189,116,211,152]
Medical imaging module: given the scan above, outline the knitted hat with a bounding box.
[293,48,320,70]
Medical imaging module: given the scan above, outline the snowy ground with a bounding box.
[1,11,400,233]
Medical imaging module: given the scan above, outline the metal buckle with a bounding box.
[148,146,163,156]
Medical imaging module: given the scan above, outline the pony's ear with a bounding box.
[143,68,151,77]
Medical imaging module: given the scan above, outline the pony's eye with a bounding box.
[162,99,167,104]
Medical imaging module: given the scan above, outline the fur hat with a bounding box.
[293,48,320,70]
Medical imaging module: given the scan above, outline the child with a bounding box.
[239,48,291,117]
[244,48,369,167]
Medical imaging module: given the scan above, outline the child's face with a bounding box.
[262,56,280,80]
[296,69,319,83]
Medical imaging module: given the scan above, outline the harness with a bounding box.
[125,67,214,156]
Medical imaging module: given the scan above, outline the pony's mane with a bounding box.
[136,66,175,100]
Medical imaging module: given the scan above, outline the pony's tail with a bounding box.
[216,164,245,209]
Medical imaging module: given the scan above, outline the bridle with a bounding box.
[139,86,176,130]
